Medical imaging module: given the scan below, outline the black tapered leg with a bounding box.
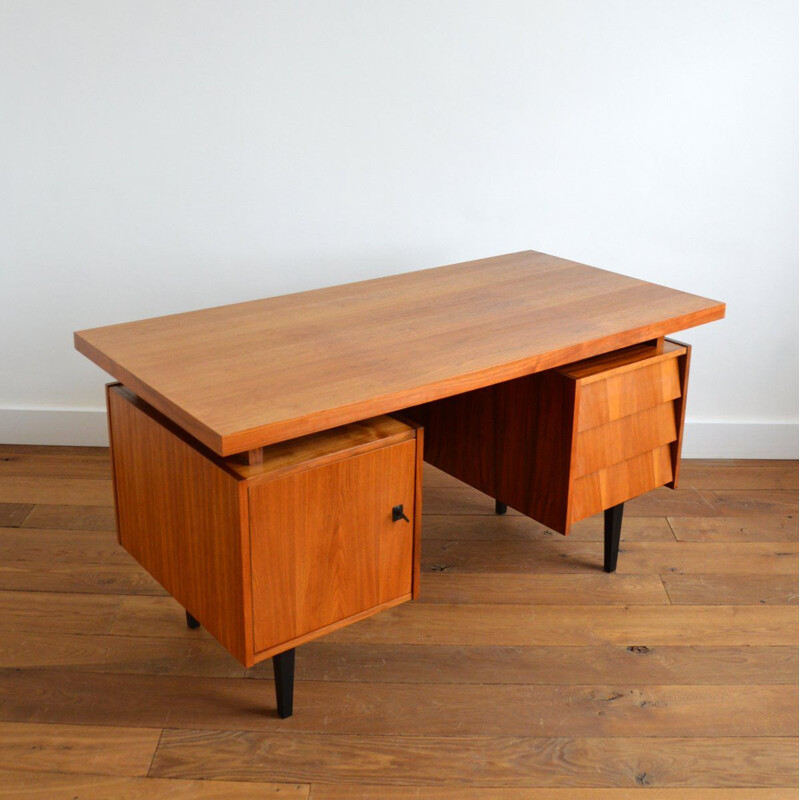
[604,502,624,573]
[185,611,200,629]
[273,648,295,718]
[495,500,507,515]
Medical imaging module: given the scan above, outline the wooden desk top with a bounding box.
[75,250,725,456]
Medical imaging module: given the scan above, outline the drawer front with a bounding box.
[573,401,678,478]
[249,439,416,655]
[571,444,674,522]
[577,356,682,432]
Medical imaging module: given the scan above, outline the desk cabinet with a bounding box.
[249,439,418,655]
[107,385,422,669]
[406,338,690,536]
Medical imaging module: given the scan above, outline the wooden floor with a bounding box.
[0,445,796,799]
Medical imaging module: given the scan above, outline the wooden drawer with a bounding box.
[572,402,678,478]
[571,444,675,522]
[577,357,682,431]
[107,384,422,667]
[559,340,690,526]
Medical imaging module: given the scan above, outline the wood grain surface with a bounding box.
[0,447,794,797]
[250,440,416,654]
[406,339,689,533]
[108,384,251,662]
[577,355,682,430]
[0,770,308,799]
[74,250,724,455]
[107,386,420,665]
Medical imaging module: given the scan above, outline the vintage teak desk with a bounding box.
[74,251,725,718]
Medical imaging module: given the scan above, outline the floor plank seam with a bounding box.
[658,574,674,604]
[6,677,796,687]
[5,717,797,740]
[104,597,126,634]
[146,727,165,778]
[665,516,680,541]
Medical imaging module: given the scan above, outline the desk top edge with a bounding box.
[74,250,725,456]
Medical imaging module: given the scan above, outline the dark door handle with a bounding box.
[392,504,410,523]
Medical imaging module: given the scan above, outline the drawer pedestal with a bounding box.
[405,338,691,563]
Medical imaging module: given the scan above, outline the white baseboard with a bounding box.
[0,408,797,459]
[0,408,109,447]
[680,421,798,459]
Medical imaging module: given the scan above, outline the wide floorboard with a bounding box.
[0,446,796,797]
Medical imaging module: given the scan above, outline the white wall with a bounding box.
[1,0,797,457]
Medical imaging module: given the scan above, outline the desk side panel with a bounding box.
[107,386,248,663]
[404,387,497,498]
[495,371,577,534]
[405,372,576,534]
[666,341,692,489]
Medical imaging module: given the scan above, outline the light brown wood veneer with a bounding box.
[406,339,692,533]
[75,250,724,456]
[106,385,422,666]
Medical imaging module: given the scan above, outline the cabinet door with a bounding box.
[249,440,416,655]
